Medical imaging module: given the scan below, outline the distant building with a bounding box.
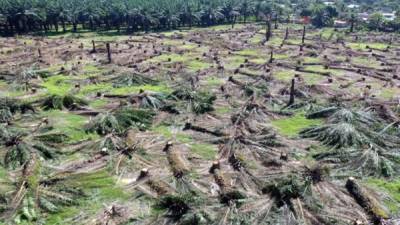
[382,12,396,21]
[348,4,360,9]
[323,1,335,6]
[334,20,348,28]
[358,12,369,21]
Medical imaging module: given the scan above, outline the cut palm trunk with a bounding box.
[346,177,388,224]
[163,142,189,178]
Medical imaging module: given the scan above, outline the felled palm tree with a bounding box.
[0,156,111,223]
[111,72,157,88]
[0,124,67,169]
[302,107,400,177]
[85,107,155,135]
[169,87,216,114]
[40,94,88,111]
[0,98,34,123]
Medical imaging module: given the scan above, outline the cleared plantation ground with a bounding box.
[1,23,400,224]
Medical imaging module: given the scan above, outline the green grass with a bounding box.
[348,42,388,50]
[111,84,171,95]
[78,83,113,96]
[149,53,187,63]
[237,49,261,57]
[352,57,381,68]
[274,70,295,82]
[152,125,192,143]
[189,143,217,160]
[215,106,232,115]
[303,57,321,64]
[274,53,290,60]
[45,170,129,224]
[187,60,210,71]
[249,34,264,44]
[89,99,108,109]
[366,178,400,214]
[205,76,225,86]
[42,75,73,95]
[379,88,399,99]
[249,58,266,64]
[271,113,323,137]
[224,55,246,69]
[41,110,98,142]
[267,37,284,46]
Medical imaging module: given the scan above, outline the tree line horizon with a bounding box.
[0,0,399,36]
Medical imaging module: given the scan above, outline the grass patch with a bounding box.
[274,70,294,82]
[149,53,187,63]
[303,57,321,64]
[348,42,388,50]
[45,170,129,224]
[152,125,192,143]
[187,60,210,71]
[41,110,98,142]
[237,49,261,57]
[271,113,323,137]
[267,37,283,46]
[189,143,217,160]
[78,83,113,97]
[352,57,381,68]
[224,55,246,69]
[89,99,108,109]
[205,77,225,86]
[366,178,400,214]
[379,88,399,99]
[42,75,73,95]
[111,84,171,95]
[215,106,232,115]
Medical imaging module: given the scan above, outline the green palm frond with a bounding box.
[300,122,365,149]
[85,112,121,135]
[41,94,87,110]
[0,98,34,123]
[315,144,400,177]
[112,73,157,88]
[138,92,166,109]
[169,88,216,114]
[86,108,155,135]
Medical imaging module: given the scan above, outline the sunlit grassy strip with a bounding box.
[78,83,172,97]
[348,42,388,50]
[45,170,130,224]
[148,52,211,71]
[271,113,323,137]
[365,179,400,214]
[152,125,217,160]
[42,75,73,95]
[40,110,98,143]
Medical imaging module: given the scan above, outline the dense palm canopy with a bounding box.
[0,0,293,35]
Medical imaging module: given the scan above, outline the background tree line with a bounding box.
[0,0,399,35]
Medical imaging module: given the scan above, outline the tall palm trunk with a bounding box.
[72,22,77,32]
[265,19,272,42]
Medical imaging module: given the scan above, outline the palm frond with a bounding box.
[85,108,155,135]
[112,73,157,88]
[41,95,87,110]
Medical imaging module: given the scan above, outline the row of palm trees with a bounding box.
[0,0,291,34]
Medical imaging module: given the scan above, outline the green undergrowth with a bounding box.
[45,170,130,224]
[152,125,217,160]
[152,125,192,143]
[366,178,400,214]
[42,75,73,95]
[40,110,98,142]
[271,113,323,137]
[112,84,172,95]
[348,42,388,50]
[189,143,217,160]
